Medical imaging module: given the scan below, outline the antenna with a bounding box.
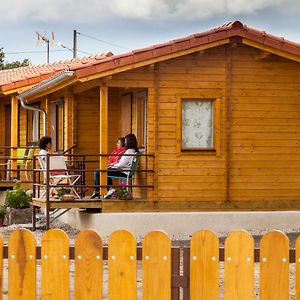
[36,32,54,63]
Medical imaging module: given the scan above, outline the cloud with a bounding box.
[0,0,296,23]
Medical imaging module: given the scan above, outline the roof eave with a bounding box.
[19,71,77,101]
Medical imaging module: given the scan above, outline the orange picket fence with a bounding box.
[0,228,298,299]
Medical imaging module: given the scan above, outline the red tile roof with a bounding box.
[74,21,300,79]
[5,21,300,95]
[0,52,113,92]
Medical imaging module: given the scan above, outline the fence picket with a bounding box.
[190,230,219,300]
[142,230,171,300]
[108,230,136,300]
[8,229,36,300]
[41,229,69,300]
[260,230,289,300]
[295,235,300,300]
[224,230,254,300]
[75,229,103,300]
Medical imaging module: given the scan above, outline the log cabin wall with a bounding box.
[0,98,10,179]
[19,107,26,146]
[154,47,227,202]
[230,44,300,202]
[0,104,5,148]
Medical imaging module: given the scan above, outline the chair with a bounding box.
[24,148,36,180]
[38,155,81,199]
[0,148,27,180]
[108,155,140,193]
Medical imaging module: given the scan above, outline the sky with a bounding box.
[0,0,300,65]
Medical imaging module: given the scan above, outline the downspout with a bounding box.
[17,95,47,136]
[17,71,75,137]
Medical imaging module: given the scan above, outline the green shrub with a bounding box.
[57,187,72,198]
[6,184,31,209]
[0,204,6,218]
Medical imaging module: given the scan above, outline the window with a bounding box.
[26,103,40,145]
[178,97,220,154]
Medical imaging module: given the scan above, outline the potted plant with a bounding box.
[57,187,74,201]
[6,184,32,224]
[0,204,6,226]
[116,181,132,200]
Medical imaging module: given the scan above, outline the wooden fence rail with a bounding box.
[0,228,298,299]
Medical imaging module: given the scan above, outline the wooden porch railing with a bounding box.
[32,152,155,199]
[0,146,38,183]
[1,228,297,299]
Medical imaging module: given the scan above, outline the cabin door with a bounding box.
[5,105,11,157]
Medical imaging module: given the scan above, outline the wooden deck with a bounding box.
[32,197,102,209]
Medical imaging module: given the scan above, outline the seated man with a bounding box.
[91,134,138,199]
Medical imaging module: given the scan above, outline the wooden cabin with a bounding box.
[0,55,112,184]
[8,20,300,211]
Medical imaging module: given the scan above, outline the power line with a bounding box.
[4,49,68,55]
[77,31,130,50]
[4,48,90,56]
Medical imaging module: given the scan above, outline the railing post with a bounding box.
[171,248,180,300]
[182,248,190,300]
[46,154,50,230]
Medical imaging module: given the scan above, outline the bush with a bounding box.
[0,204,6,218]
[6,184,31,209]
[57,187,72,198]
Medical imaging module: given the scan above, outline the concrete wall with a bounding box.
[60,209,300,240]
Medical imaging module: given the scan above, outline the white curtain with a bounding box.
[32,110,40,142]
[182,100,213,148]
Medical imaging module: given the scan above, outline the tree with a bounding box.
[0,47,30,70]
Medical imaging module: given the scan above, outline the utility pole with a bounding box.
[46,39,50,63]
[73,30,77,59]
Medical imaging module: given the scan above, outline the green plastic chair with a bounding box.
[108,155,140,193]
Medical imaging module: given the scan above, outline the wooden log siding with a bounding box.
[3,228,300,299]
[0,104,5,147]
[155,47,227,202]
[230,44,300,201]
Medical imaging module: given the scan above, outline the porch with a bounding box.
[31,152,154,229]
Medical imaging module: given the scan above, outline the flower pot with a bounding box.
[60,194,75,202]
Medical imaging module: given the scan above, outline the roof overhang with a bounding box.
[19,71,77,101]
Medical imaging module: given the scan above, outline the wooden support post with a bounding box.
[225,45,232,202]
[10,95,18,179]
[153,64,159,202]
[99,83,108,196]
[64,89,76,150]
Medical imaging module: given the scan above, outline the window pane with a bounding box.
[27,104,40,144]
[181,100,213,148]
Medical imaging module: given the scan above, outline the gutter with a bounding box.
[19,71,75,99]
[17,95,47,136]
[18,71,75,136]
